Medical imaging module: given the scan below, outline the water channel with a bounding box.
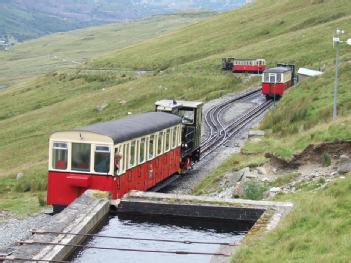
[72,214,249,263]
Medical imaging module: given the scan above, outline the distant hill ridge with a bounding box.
[0,0,245,41]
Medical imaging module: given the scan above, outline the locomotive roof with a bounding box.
[264,67,291,73]
[75,112,181,143]
[155,99,203,109]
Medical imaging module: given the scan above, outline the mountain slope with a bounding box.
[0,0,245,41]
[0,0,351,222]
[0,12,212,87]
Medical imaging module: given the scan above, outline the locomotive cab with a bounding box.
[155,100,203,170]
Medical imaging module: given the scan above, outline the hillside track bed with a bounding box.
[161,87,271,195]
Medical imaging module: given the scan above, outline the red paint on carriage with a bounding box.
[262,80,292,96]
[47,147,181,206]
[232,64,266,74]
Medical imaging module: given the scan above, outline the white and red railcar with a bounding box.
[47,101,203,212]
[261,67,293,99]
[222,58,266,74]
[232,59,266,74]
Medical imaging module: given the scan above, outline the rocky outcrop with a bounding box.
[338,155,351,174]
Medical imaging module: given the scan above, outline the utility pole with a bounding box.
[332,29,343,121]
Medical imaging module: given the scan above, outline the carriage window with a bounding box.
[71,143,91,172]
[139,138,146,163]
[277,73,282,83]
[124,143,130,170]
[130,141,136,167]
[52,143,68,170]
[115,146,124,175]
[172,127,177,148]
[269,74,276,83]
[179,109,194,124]
[148,135,155,160]
[94,146,110,173]
[164,129,171,152]
[157,132,163,155]
[264,73,269,82]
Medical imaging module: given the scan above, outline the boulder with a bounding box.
[96,103,109,112]
[16,172,24,180]
[256,167,267,176]
[248,130,265,138]
[233,181,245,198]
[268,187,282,198]
[338,154,351,174]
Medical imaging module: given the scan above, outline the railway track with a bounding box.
[201,88,272,159]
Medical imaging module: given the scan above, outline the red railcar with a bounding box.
[232,59,266,74]
[47,101,203,212]
[262,67,293,99]
[47,112,182,211]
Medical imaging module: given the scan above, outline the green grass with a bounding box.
[0,12,212,87]
[233,174,351,263]
[271,172,300,187]
[193,153,267,195]
[1,0,351,226]
[0,192,46,218]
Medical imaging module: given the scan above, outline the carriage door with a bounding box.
[269,73,277,94]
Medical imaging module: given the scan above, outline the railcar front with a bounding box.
[47,112,182,212]
[261,67,293,100]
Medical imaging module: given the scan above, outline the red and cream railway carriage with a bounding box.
[222,58,266,74]
[47,100,203,212]
[261,67,293,99]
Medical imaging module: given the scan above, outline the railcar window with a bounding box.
[264,73,269,82]
[94,146,110,173]
[130,141,136,167]
[124,143,130,170]
[157,132,163,155]
[172,127,177,148]
[139,138,146,163]
[178,125,182,146]
[269,74,276,83]
[148,135,155,160]
[52,143,68,170]
[277,73,282,83]
[165,129,171,152]
[71,143,91,172]
[115,145,124,175]
[179,109,194,124]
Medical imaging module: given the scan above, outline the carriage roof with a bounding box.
[74,112,181,144]
[264,67,291,73]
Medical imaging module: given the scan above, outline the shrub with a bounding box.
[321,152,331,167]
[37,192,46,207]
[14,168,47,193]
[243,180,268,200]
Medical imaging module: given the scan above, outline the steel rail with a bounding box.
[202,100,272,157]
[200,100,272,159]
[17,240,231,257]
[202,88,261,147]
[202,87,261,147]
[31,230,238,246]
[0,256,69,263]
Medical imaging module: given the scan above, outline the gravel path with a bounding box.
[0,213,52,253]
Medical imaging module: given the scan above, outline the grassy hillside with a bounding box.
[0,0,351,226]
[234,174,351,262]
[0,12,212,88]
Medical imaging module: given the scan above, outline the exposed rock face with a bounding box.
[338,155,351,174]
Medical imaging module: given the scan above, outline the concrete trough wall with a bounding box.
[118,191,293,263]
[119,200,265,223]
